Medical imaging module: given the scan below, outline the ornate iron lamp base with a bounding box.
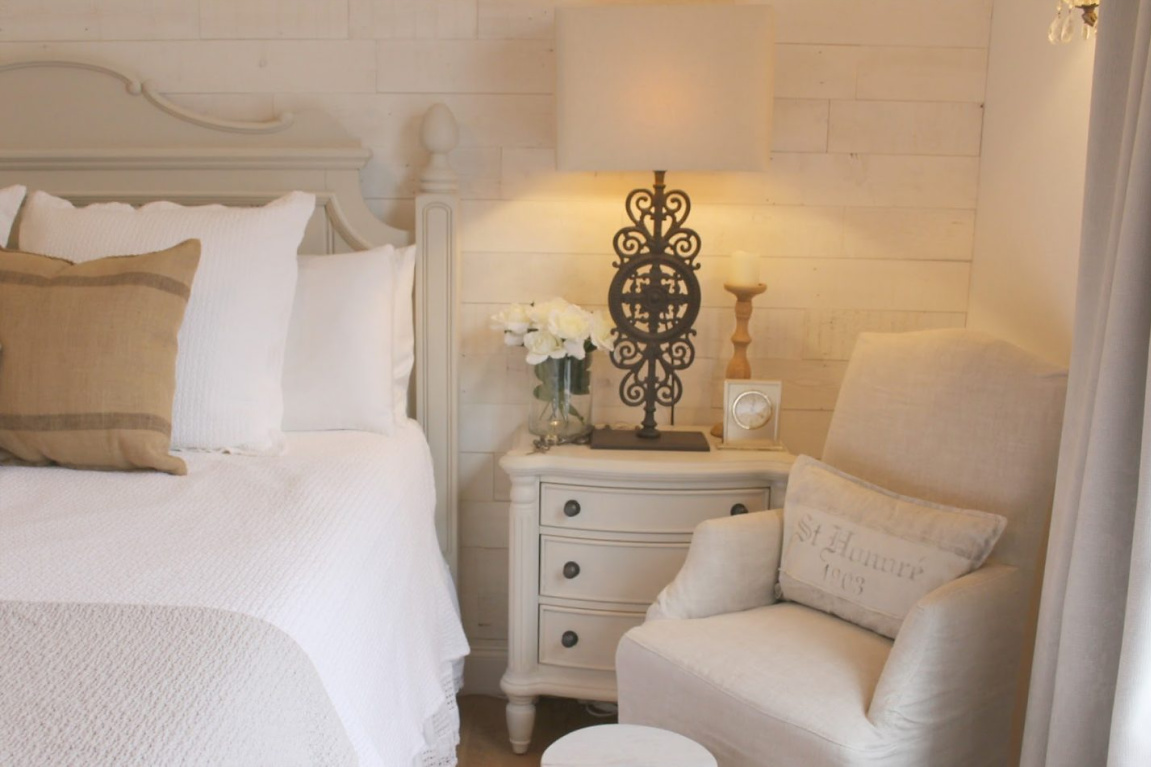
[594,170,707,452]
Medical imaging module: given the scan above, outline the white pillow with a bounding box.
[391,243,417,421]
[282,244,416,433]
[779,455,1007,638]
[17,190,315,453]
[0,184,26,246]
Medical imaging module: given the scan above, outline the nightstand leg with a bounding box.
[506,694,537,754]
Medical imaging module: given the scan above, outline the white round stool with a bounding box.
[541,724,717,767]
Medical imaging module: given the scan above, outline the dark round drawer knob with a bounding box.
[730,503,749,516]
[563,500,581,517]
[561,630,579,649]
[562,561,581,579]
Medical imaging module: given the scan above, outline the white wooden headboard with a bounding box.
[0,59,461,574]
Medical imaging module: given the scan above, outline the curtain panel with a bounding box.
[1022,2,1151,765]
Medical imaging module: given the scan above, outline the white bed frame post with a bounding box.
[416,104,461,578]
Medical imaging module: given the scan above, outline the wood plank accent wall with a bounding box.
[0,0,993,676]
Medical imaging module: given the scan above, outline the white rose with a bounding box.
[490,303,532,335]
[548,304,592,344]
[562,337,587,360]
[527,298,567,327]
[590,310,615,352]
[523,329,566,364]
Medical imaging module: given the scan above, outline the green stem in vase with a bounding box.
[530,353,593,438]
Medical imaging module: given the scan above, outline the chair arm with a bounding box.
[867,562,1027,731]
[646,508,783,622]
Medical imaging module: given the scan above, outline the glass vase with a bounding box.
[528,353,594,443]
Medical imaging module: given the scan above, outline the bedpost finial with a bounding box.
[422,103,458,154]
[420,103,458,195]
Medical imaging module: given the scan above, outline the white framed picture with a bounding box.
[721,379,784,450]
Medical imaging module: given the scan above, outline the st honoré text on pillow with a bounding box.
[791,512,929,597]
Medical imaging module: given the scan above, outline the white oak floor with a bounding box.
[456,695,615,766]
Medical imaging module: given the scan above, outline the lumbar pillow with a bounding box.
[0,241,201,474]
[779,455,1007,638]
[0,184,26,246]
[17,190,314,454]
[282,244,416,433]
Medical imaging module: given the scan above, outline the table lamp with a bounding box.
[556,2,775,451]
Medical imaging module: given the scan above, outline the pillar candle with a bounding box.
[729,250,761,287]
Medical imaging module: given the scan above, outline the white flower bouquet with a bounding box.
[491,298,614,441]
[490,297,614,363]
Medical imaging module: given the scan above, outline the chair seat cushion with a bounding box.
[617,604,894,767]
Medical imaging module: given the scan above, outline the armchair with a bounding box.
[616,330,1067,767]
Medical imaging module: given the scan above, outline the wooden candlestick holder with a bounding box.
[712,282,768,438]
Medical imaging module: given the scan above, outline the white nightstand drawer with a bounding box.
[540,483,770,533]
[538,606,644,672]
[540,536,688,605]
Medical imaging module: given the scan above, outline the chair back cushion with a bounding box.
[821,330,1067,572]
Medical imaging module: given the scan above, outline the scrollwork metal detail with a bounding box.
[607,170,702,439]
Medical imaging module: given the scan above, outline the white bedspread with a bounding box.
[0,420,469,766]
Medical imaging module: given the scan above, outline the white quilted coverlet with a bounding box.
[0,421,469,766]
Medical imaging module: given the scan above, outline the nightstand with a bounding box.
[497,427,794,753]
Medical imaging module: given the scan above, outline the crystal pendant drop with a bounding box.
[1049,8,1065,43]
[1060,11,1076,42]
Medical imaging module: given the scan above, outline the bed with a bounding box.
[0,60,466,766]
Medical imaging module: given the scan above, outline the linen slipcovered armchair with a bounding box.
[616,330,1068,767]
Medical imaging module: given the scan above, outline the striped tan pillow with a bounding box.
[0,240,201,474]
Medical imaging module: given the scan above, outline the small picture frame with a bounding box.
[721,379,784,450]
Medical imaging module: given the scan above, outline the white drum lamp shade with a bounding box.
[556,3,775,173]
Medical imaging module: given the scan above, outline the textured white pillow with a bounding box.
[283,244,416,433]
[779,455,1007,638]
[18,190,315,453]
[0,185,26,246]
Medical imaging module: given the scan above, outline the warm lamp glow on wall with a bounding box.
[556,2,775,451]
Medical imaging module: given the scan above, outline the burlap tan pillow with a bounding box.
[0,241,200,474]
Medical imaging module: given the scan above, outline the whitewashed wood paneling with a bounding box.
[462,252,972,311]
[351,0,478,40]
[167,94,279,123]
[0,40,378,93]
[499,150,981,207]
[769,0,993,47]
[478,0,555,39]
[804,310,968,360]
[376,39,554,94]
[857,47,989,102]
[828,101,985,156]
[0,0,198,41]
[460,451,496,502]
[200,0,349,39]
[459,545,509,639]
[844,208,976,261]
[773,99,831,153]
[776,45,860,100]
[460,499,510,548]
[767,153,981,208]
[779,411,836,458]
[462,200,847,258]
